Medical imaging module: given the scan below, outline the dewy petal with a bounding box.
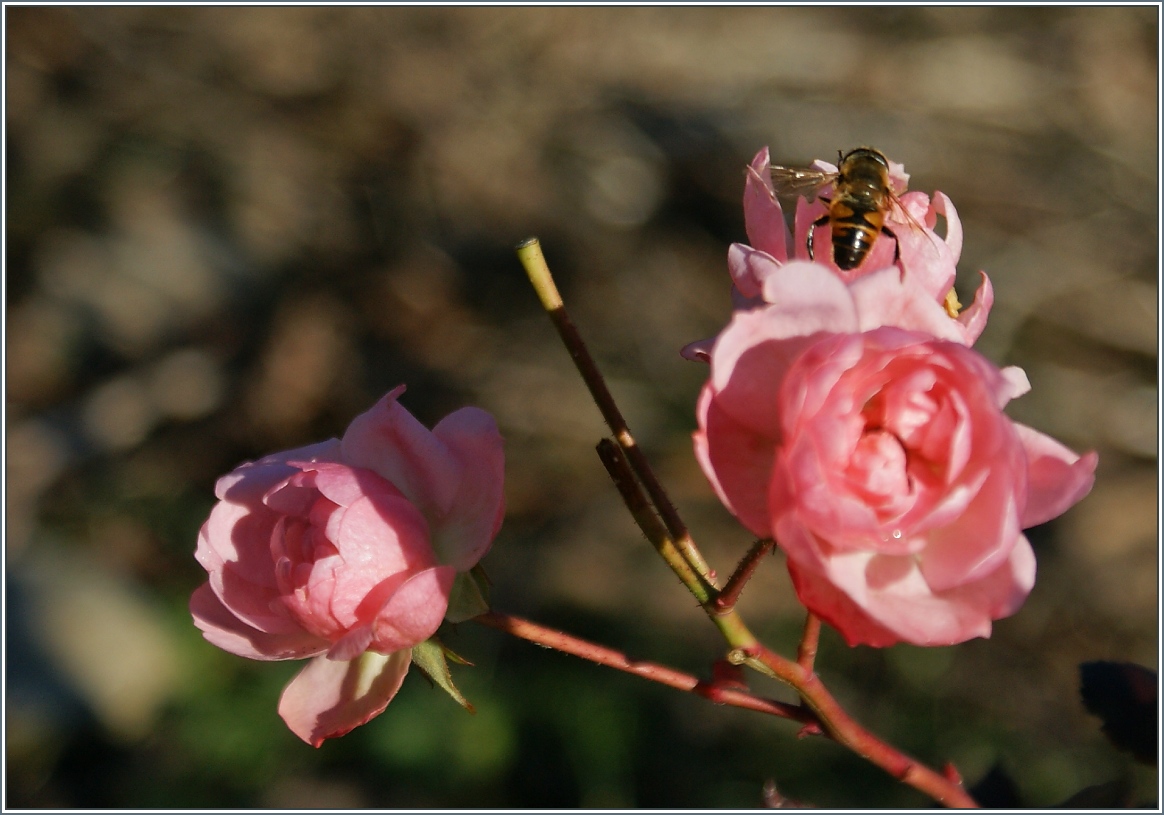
[428,407,506,571]
[743,147,790,265]
[278,649,412,747]
[190,583,328,661]
[341,385,462,517]
[1013,423,1098,528]
[918,466,1023,592]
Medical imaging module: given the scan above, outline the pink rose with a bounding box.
[684,147,991,362]
[190,385,504,745]
[694,266,1097,647]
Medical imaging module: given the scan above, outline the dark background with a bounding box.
[6,6,1157,808]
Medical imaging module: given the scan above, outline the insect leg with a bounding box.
[881,225,900,265]
[807,202,831,261]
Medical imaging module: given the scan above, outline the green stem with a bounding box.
[596,439,713,604]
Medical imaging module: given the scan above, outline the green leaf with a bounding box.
[411,638,475,713]
[444,565,491,624]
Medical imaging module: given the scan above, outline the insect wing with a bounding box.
[768,165,838,202]
[886,188,944,261]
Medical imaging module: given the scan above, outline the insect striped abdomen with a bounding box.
[829,201,885,271]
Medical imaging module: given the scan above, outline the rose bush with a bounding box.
[694,263,1097,646]
[190,385,504,745]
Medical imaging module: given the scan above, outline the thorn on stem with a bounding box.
[795,722,823,739]
[943,762,963,786]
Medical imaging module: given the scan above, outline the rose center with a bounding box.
[847,428,912,514]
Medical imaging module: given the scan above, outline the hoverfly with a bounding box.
[770,146,927,272]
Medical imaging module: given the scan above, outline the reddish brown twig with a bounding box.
[714,538,776,614]
[475,610,812,724]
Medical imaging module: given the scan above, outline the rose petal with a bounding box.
[428,407,506,571]
[743,147,791,265]
[216,440,342,504]
[190,583,327,661]
[728,243,781,301]
[792,550,996,647]
[279,649,412,747]
[758,261,861,336]
[196,503,308,635]
[793,197,828,264]
[327,625,375,662]
[709,308,825,439]
[785,557,901,647]
[849,265,966,342]
[695,386,775,538]
[930,191,963,264]
[296,461,409,510]
[341,385,462,517]
[370,565,457,654]
[196,496,279,589]
[919,465,1023,592]
[956,271,994,345]
[680,337,714,363]
[327,493,435,627]
[1014,424,1098,528]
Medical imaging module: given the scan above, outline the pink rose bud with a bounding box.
[190,385,504,745]
[694,291,1097,647]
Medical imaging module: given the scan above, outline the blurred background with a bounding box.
[5,6,1158,808]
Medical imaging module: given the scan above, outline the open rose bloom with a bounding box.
[693,151,1097,647]
[191,386,504,745]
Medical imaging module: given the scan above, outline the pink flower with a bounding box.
[684,146,992,362]
[190,385,504,745]
[694,265,1097,646]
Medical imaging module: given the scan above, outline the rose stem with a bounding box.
[742,642,978,808]
[797,612,822,673]
[595,439,711,603]
[599,402,974,806]
[591,339,976,807]
[712,538,775,614]
[515,237,977,808]
[474,610,812,724]
[516,237,716,585]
